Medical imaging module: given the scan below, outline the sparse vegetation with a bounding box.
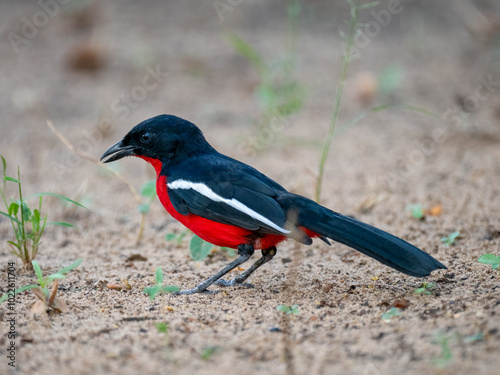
[143,267,180,300]
[477,254,500,270]
[414,282,435,295]
[407,204,425,220]
[0,259,82,314]
[0,155,85,267]
[277,304,300,315]
[441,231,460,246]
[431,331,454,369]
[381,307,402,322]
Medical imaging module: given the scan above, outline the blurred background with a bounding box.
[1,0,500,206]
[1,2,500,375]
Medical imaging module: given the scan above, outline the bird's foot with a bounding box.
[214,278,254,288]
[174,286,219,295]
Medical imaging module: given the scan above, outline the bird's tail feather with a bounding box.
[285,195,446,277]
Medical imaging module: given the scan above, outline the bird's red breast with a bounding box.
[139,156,287,249]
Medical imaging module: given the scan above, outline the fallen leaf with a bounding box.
[392,298,410,309]
[125,254,148,262]
[426,204,443,216]
[66,43,106,72]
[106,283,126,291]
[48,280,58,307]
[50,297,69,313]
[30,300,47,314]
[31,286,46,302]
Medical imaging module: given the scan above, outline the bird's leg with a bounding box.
[215,246,277,288]
[175,244,254,295]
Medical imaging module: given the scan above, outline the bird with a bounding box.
[101,114,446,294]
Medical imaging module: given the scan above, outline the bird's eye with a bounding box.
[140,132,152,144]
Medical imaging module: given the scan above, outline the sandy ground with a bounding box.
[1,1,500,374]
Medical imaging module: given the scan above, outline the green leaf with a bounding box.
[25,193,88,210]
[165,233,176,241]
[156,322,169,333]
[161,285,180,293]
[378,64,404,96]
[189,235,214,261]
[477,254,500,265]
[201,346,220,360]
[8,202,19,216]
[32,208,40,224]
[140,180,156,198]
[228,34,266,74]
[0,284,38,303]
[277,304,291,313]
[4,176,20,183]
[47,221,76,227]
[357,1,380,10]
[21,202,31,221]
[464,332,484,344]
[32,261,44,285]
[155,267,163,285]
[381,307,402,321]
[58,259,83,275]
[137,203,150,214]
[144,286,160,300]
[406,204,424,220]
[1,155,6,176]
[45,273,67,284]
[493,264,500,270]
[441,231,460,246]
[7,241,21,250]
[0,211,21,225]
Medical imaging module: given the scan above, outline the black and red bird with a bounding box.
[101,114,446,294]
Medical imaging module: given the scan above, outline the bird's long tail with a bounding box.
[285,195,446,277]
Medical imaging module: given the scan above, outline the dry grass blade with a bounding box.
[46,119,147,242]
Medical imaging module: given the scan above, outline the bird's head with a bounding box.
[100,114,214,167]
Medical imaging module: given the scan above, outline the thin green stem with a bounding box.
[17,168,29,264]
[316,1,358,203]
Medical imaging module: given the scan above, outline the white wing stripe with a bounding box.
[167,179,290,234]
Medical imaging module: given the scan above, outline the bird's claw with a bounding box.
[174,287,219,295]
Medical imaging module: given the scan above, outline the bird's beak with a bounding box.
[100,140,137,163]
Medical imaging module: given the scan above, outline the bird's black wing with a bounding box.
[166,154,290,235]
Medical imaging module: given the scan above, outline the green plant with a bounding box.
[200,346,221,360]
[381,307,402,321]
[166,229,188,245]
[406,204,425,220]
[477,254,500,270]
[189,235,215,261]
[314,1,435,203]
[431,331,454,369]
[277,304,300,315]
[0,259,82,313]
[156,322,169,333]
[138,179,156,214]
[441,231,460,246]
[143,267,180,300]
[414,282,435,295]
[228,0,305,151]
[0,156,85,267]
[378,64,405,97]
